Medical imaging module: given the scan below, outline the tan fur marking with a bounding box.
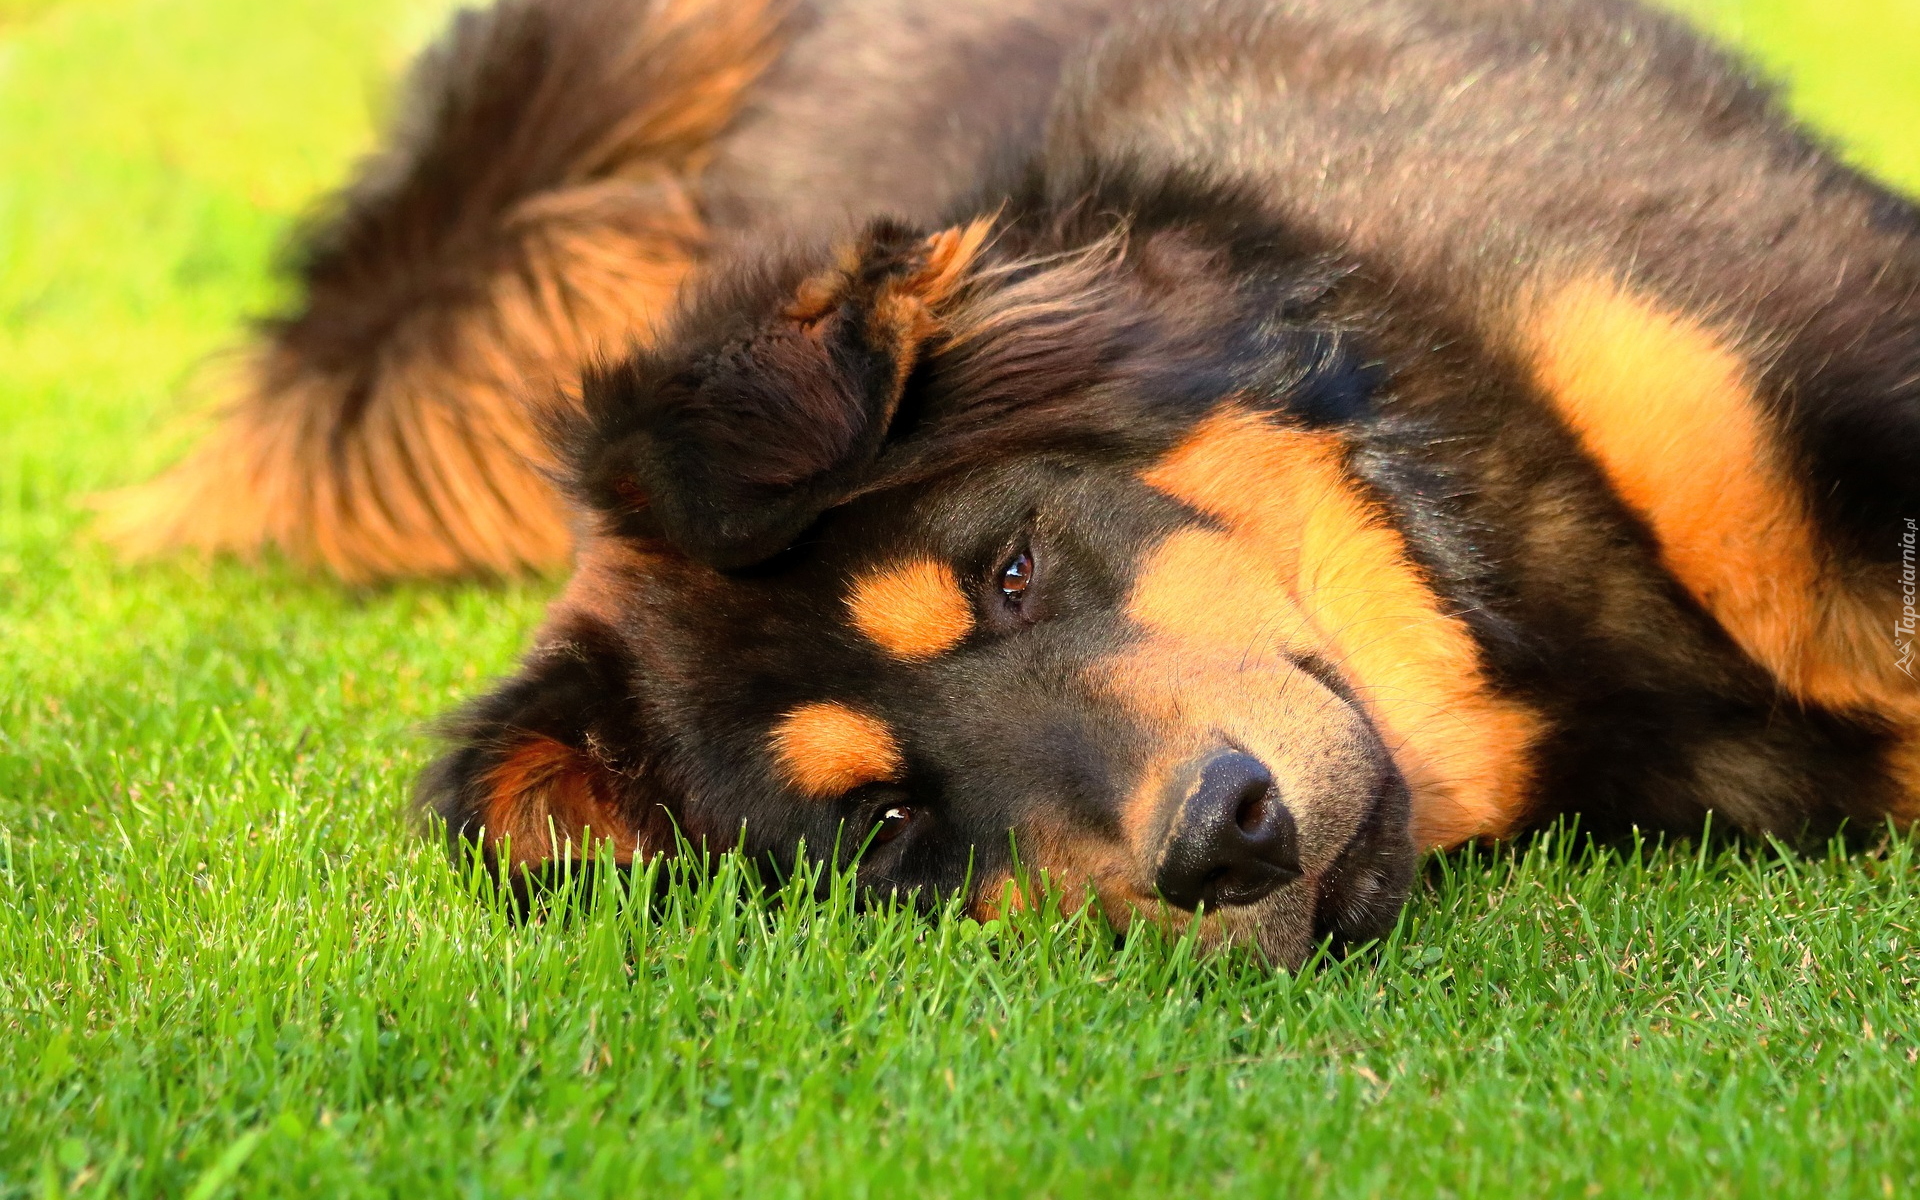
[1142,406,1543,848]
[1526,277,1917,724]
[846,557,974,661]
[771,701,904,800]
[484,736,638,869]
[908,218,995,309]
[967,873,1031,921]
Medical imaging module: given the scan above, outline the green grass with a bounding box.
[2,0,1917,1195]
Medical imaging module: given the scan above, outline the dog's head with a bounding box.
[424,203,1430,967]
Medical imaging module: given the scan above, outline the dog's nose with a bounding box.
[1154,751,1302,911]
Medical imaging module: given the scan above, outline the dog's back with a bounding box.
[704,0,1115,233]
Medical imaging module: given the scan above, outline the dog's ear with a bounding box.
[580,218,992,567]
[420,618,678,874]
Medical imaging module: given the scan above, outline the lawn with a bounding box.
[2,1,1918,1196]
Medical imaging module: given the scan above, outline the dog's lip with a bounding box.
[1308,766,1416,951]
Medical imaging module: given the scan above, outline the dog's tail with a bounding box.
[97,0,786,582]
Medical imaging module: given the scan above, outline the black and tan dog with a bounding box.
[108,0,1920,964]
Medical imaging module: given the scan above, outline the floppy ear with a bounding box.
[580,218,992,567]
[420,618,678,873]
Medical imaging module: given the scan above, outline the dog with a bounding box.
[106,0,1920,966]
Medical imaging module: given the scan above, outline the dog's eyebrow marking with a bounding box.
[483,735,638,868]
[1525,275,1908,718]
[845,557,974,661]
[770,701,905,800]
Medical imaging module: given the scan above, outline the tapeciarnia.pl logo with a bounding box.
[1899,517,1917,679]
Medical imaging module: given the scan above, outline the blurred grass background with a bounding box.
[1,1,1917,1196]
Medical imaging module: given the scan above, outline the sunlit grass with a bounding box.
[2,1,1917,1195]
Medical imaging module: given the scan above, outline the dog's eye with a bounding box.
[872,805,914,845]
[998,551,1033,604]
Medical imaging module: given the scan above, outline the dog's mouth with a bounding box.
[1309,765,1416,954]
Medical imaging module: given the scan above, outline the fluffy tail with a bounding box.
[97,0,786,581]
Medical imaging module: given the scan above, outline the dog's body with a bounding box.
[113,0,1920,964]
